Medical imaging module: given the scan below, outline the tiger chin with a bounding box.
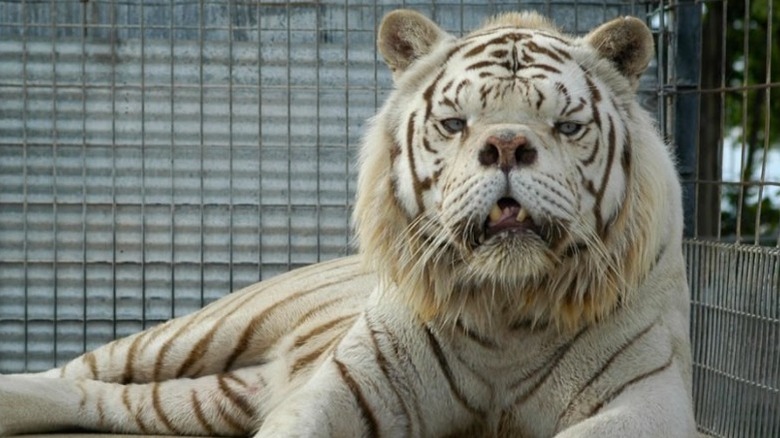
[0,9,696,438]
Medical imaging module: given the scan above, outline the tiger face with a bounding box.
[356,11,673,330]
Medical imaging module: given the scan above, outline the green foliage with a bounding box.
[713,0,780,242]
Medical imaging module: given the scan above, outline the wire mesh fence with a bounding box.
[0,1,777,436]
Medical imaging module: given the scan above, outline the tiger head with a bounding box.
[354,10,683,331]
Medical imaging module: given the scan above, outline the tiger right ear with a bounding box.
[585,16,655,90]
[377,9,450,79]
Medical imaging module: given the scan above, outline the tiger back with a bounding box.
[0,9,696,438]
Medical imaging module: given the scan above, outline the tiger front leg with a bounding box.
[256,311,477,438]
[554,357,696,438]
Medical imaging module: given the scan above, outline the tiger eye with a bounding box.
[441,118,466,134]
[556,121,582,136]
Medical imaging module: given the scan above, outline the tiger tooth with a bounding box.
[516,208,529,223]
[489,204,502,222]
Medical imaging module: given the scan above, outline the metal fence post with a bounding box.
[672,1,702,238]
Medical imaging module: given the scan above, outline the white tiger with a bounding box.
[0,9,697,438]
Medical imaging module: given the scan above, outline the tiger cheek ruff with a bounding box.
[0,9,697,438]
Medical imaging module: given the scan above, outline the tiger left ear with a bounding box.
[378,9,450,80]
[586,16,654,90]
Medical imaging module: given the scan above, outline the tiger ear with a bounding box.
[586,16,654,90]
[378,9,450,80]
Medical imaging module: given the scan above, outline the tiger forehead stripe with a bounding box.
[524,40,571,62]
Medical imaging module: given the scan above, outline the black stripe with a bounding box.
[424,325,483,417]
[405,111,426,214]
[556,322,657,429]
[594,115,617,235]
[365,315,414,437]
[589,355,674,417]
[456,319,499,349]
[510,327,588,404]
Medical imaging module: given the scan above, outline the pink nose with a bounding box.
[478,133,537,172]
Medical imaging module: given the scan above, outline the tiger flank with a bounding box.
[0,9,697,438]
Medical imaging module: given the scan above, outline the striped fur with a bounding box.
[0,10,696,438]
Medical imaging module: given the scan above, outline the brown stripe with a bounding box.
[535,31,572,45]
[222,275,354,371]
[218,374,256,418]
[424,325,483,417]
[334,357,380,438]
[214,396,246,434]
[456,319,499,349]
[594,115,618,235]
[152,382,181,434]
[172,282,284,378]
[422,137,437,153]
[550,44,573,60]
[467,60,499,71]
[96,392,106,428]
[122,386,150,434]
[441,79,455,94]
[365,315,414,436]
[174,261,358,378]
[621,133,632,172]
[588,355,674,417]
[176,324,219,378]
[491,49,509,58]
[454,79,471,101]
[290,335,342,376]
[528,63,561,74]
[463,42,490,58]
[511,327,588,405]
[582,139,600,166]
[423,69,446,121]
[533,84,545,110]
[293,313,359,349]
[191,390,217,436]
[83,351,98,379]
[293,294,351,328]
[556,82,571,114]
[572,126,591,142]
[525,41,564,63]
[584,74,602,103]
[224,371,250,388]
[161,315,239,379]
[405,111,426,214]
[76,380,88,409]
[556,322,656,429]
[121,333,143,384]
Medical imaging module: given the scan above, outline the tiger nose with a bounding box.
[478,133,537,171]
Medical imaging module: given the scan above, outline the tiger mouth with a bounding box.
[484,197,540,240]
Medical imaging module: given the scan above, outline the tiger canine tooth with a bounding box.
[516,208,529,223]
[489,204,502,222]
